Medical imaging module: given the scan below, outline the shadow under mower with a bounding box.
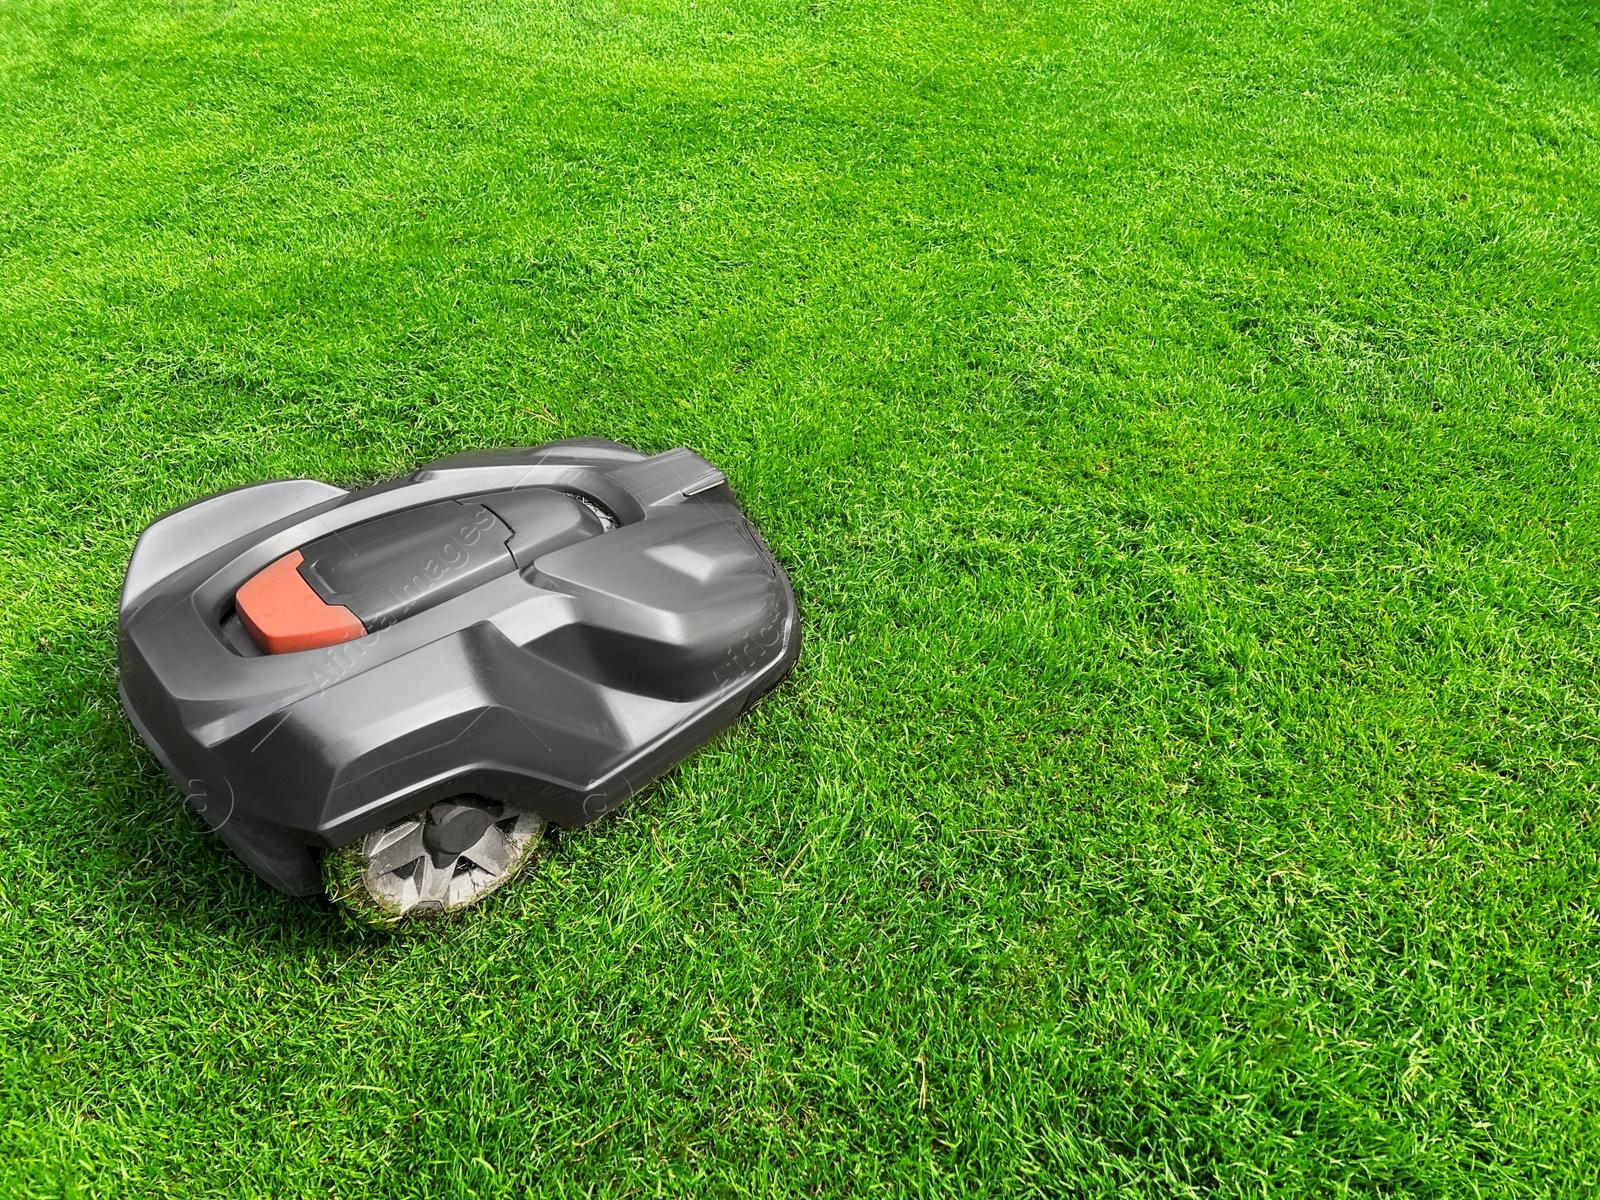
[117,439,801,927]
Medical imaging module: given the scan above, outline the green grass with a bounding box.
[2,0,1598,1192]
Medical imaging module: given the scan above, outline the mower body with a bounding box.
[117,440,800,896]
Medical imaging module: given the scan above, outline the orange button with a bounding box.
[236,550,367,654]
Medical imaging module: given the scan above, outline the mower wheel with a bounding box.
[323,796,544,929]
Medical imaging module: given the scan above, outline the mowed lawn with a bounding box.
[2,0,1598,1193]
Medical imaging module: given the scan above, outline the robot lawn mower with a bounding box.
[117,439,800,926]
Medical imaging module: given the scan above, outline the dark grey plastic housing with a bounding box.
[117,440,800,897]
